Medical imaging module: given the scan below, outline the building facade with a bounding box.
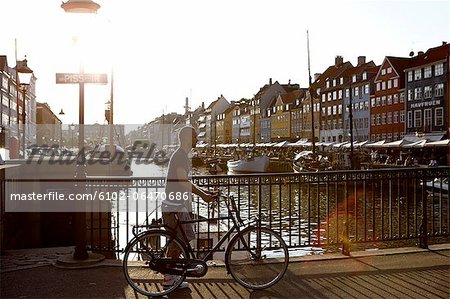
[404,43,449,138]
[370,56,410,141]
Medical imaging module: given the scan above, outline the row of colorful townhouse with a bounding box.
[182,42,448,146]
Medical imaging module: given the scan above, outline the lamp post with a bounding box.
[16,59,33,158]
[59,109,65,147]
[69,123,75,149]
[61,0,101,261]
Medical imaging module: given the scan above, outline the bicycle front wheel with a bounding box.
[226,226,289,289]
[123,230,188,297]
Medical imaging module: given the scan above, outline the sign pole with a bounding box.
[74,62,88,260]
[55,69,107,260]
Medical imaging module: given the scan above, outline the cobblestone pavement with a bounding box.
[1,245,449,298]
[0,247,73,272]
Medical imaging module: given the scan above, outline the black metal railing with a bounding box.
[1,167,449,256]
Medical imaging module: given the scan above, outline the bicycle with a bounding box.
[122,190,289,297]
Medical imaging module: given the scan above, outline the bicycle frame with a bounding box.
[174,194,253,262]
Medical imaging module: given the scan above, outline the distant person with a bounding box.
[161,126,216,290]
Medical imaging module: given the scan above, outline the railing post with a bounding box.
[342,173,350,256]
[419,176,428,249]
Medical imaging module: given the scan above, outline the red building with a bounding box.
[370,56,412,141]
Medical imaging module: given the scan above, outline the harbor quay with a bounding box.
[1,160,449,298]
[1,245,449,298]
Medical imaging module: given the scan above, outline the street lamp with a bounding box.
[69,123,75,149]
[61,0,100,14]
[61,0,101,261]
[16,58,33,158]
[59,109,65,147]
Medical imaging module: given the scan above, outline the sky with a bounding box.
[1,0,449,126]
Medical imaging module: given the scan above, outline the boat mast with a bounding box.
[307,30,316,155]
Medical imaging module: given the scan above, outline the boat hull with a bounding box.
[227,155,269,173]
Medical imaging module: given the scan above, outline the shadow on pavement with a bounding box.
[1,262,449,298]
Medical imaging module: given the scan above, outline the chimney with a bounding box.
[443,41,447,45]
[314,73,321,81]
[335,56,343,66]
[357,56,366,66]
[418,51,424,56]
[269,78,272,85]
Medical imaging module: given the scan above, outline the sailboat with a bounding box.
[292,30,321,173]
[227,99,269,173]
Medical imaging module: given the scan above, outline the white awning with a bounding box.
[364,140,386,147]
[425,139,450,147]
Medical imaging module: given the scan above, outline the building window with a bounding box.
[376,83,380,91]
[407,71,413,82]
[382,113,386,125]
[387,112,392,124]
[333,91,337,100]
[345,88,349,98]
[352,75,357,82]
[381,69,386,75]
[393,111,399,123]
[424,86,432,99]
[387,80,392,89]
[333,79,336,87]
[400,92,405,103]
[393,94,399,104]
[371,98,375,107]
[414,110,422,128]
[424,109,432,131]
[371,115,375,125]
[382,96,386,106]
[435,63,444,76]
[393,78,398,88]
[338,89,343,99]
[387,95,392,105]
[362,72,367,80]
[376,114,380,125]
[424,66,432,78]
[328,93,332,101]
[354,87,359,97]
[435,107,443,126]
[387,67,392,73]
[414,87,422,100]
[365,84,369,94]
[338,104,342,114]
[376,97,380,107]
[393,132,399,140]
[435,83,444,96]
[400,111,405,123]
[382,81,386,90]
[407,111,413,128]
[414,69,422,80]
[326,80,330,88]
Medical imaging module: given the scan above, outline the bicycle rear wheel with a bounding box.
[226,226,289,289]
[123,230,188,297]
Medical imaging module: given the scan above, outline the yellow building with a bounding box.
[270,91,299,141]
[215,106,234,144]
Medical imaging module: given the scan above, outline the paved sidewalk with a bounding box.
[1,245,449,298]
